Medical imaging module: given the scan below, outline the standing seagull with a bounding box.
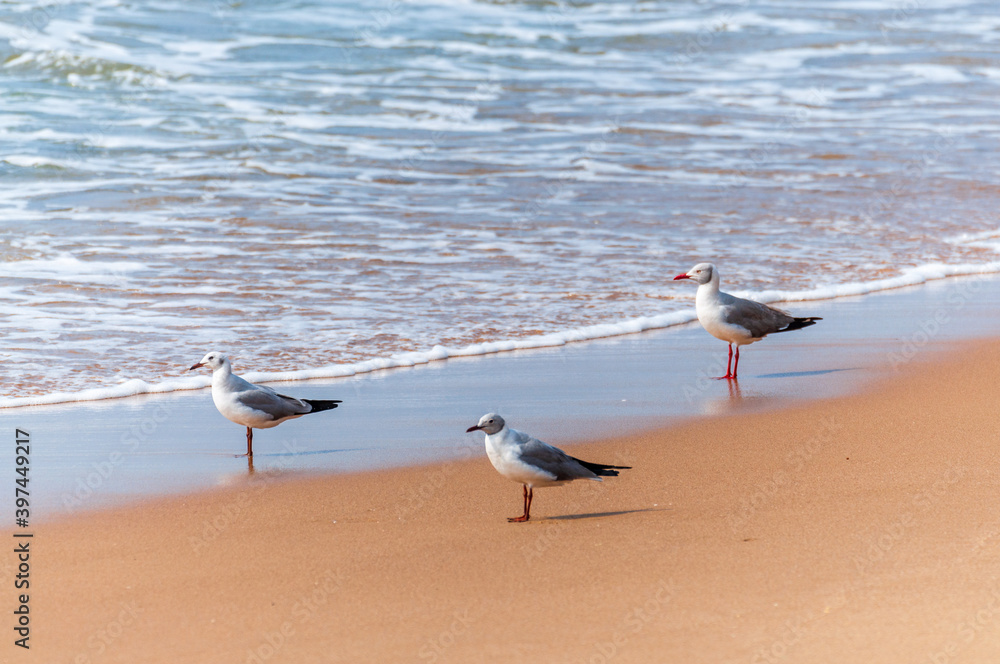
[674,263,821,380]
[466,413,630,522]
[188,351,341,457]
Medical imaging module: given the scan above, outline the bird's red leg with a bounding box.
[245,427,253,458]
[716,344,734,380]
[732,346,740,380]
[509,484,530,522]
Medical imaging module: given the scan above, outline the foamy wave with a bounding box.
[5,253,147,284]
[4,264,999,410]
[0,377,207,410]
[0,310,696,409]
[2,155,67,169]
[733,262,1000,304]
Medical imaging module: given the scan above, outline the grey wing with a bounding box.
[720,294,794,338]
[518,436,598,482]
[237,387,309,420]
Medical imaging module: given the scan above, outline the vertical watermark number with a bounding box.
[13,428,31,649]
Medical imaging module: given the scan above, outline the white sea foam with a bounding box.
[732,262,1000,305]
[2,155,66,168]
[3,266,999,410]
[5,253,147,283]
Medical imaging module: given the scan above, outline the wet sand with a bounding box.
[4,272,1000,517]
[8,333,1000,662]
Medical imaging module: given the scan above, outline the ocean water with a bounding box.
[2,0,1000,406]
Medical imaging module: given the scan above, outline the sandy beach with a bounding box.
[6,333,1000,663]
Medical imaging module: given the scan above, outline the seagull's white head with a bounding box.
[673,262,716,286]
[189,351,228,372]
[466,413,506,435]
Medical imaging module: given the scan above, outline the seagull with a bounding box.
[188,351,341,457]
[466,413,630,522]
[674,262,821,380]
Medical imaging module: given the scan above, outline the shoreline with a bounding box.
[3,271,1000,518]
[3,266,999,412]
[10,335,1000,661]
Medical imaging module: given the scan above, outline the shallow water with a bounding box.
[2,0,999,404]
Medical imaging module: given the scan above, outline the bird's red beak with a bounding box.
[188,362,205,371]
[466,425,482,433]
[673,273,691,280]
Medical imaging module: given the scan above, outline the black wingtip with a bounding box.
[303,399,342,413]
[780,316,821,332]
[574,458,632,476]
